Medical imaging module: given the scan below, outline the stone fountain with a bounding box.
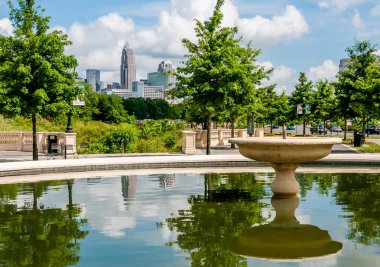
[229,137,341,195]
[230,196,342,261]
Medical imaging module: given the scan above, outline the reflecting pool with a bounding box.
[0,172,379,266]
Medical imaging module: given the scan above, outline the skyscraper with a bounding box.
[120,42,136,90]
[86,69,100,91]
[147,60,175,89]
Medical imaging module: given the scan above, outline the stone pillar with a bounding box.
[238,129,247,138]
[217,129,224,146]
[64,133,77,154]
[182,131,201,154]
[254,128,264,137]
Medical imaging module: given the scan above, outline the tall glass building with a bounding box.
[120,43,136,90]
[86,69,100,92]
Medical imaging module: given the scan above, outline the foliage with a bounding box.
[335,40,380,137]
[105,123,139,153]
[172,0,267,154]
[289,72,314,123]
[161,173,269,266]
[123,97,170,120]
[0,180,88,266]
[310,79,337,129]
[92,94,132,124]
[0,0,78,160]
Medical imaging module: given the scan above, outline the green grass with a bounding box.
[355,142,380,153]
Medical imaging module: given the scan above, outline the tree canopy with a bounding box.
[172,0,267,154]
[0,0,78,160]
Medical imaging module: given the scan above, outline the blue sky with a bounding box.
[1,0,380,92]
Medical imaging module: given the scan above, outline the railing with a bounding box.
[0,131,76,153]
[182,129,248,154]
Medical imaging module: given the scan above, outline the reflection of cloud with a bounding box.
[101,216,136,238]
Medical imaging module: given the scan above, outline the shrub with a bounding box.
[105,124,139,153]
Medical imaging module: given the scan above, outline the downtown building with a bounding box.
[86,69,101,92]
[120,43,136,90]
[147,60,175,89]
[132,81,165,99]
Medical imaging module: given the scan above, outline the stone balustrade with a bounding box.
[0,131,76,153]
[182,129,248,154]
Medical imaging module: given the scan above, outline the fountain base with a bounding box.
[271,163,300,196]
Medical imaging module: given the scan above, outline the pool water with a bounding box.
[0,172,379,266]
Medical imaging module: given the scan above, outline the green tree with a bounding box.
[276,91,291,138]
[311,80,337,135]
[289,72,313,136]
[0,0,78,160]
[93,94,130,124]
[336,40,378,140]
[255,85,279,132]
[172,0,266,154]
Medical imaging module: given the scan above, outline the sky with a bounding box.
[1,0,380,93]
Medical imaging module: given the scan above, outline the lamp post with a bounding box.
[247,113,254,137]
[65,109,74,133]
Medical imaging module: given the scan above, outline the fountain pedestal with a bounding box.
[229,137,341,196]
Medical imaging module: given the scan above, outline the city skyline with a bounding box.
[1,0,380,93]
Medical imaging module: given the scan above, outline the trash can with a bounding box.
[47,135,58,153]
[354,132,363,147]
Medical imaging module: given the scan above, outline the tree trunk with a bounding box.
[206,113,211,155]
[32,112,38,161]
[303,117,306,136]
[270,122,273,134]
[323,120,326,136]
[230,115,236,148]
[362,116,366,142]
[282,124,287,139]
[344,118,347,140]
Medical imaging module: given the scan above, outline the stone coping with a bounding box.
[0,154,379,178]
[229,137,342,145]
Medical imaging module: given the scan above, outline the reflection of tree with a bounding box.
[333,173,380,246]
[298,172,380,246]
[161,173,270,266]
[0,180,88,266]
[297,173,335,197]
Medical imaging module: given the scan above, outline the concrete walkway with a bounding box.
[0,143,379,179]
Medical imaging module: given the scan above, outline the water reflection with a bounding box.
[298,173,380,246]
[0,180,88,266]
[231,196,342,260]
[163,173,270,266]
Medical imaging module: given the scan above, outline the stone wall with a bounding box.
[0,132,76,153]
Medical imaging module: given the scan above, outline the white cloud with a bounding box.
[370,4,380,16]
[352,9,364,29]
[0,17,13,36]
[261,61,298,94]
[236,5,309,47]
[316,0,367,12]
[52,1,308,84]
[307,60,338,82]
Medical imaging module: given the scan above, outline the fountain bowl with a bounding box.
[229,137,342,163]
[229,137,342,195]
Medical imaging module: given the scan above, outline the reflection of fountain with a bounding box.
[231,196,342,261]
[229,137,341,195]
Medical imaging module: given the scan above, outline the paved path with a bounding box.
[0,142,379,179]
